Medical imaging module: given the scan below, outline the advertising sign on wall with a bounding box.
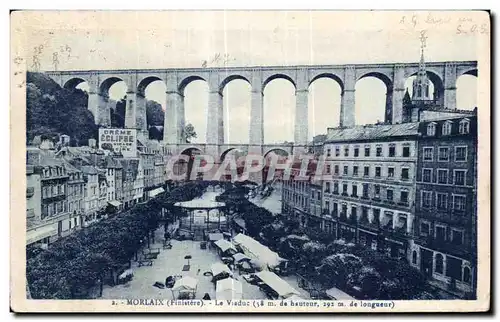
[99,128,137,157]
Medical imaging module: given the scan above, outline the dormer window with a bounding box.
[459,119,470,134]
[442,121,452,136]
[427,123,436,136]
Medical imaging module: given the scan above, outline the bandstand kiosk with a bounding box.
[173,199,228,240]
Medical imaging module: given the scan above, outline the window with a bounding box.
[400,190,408,204]
[326,165,331,174]
[435,254,444,274]
[325,182,331,193]
[376,146,383,157]
[389,145,396,157]
[386,189,393,201]
[401,168,409,180]
[352,185,358,197]
[420,222,430,236]
[422,169,432,183]
[422,191,433,208]
[353,166,359,176]
[344,146,349,157]
[334,165,339,175]
[362,183,369,198]
[335,146,340,157]
[343,166,348,175]
[333,182,339,194]
[342,183,348,194]
[412,251,418,264]
[403,146,410,157]
[427,123,436,136]
[455,146,467,162]
[326,149,331,157]
[332,202,338,215]
[437,193,448,210]
[373,208,380,221]
[453,195,466,211]
[375,167,381,178]
[437,169,449,184]
[463,267,471,284]
[364,166,370,177]
[442,121,452,135]
[351,206,357,219]
[374,185,380,198]
[435,226,446,242]
[454,170,466,186]
[423,147,433,161]
[452,229,464,246]
[438,147,449,161]
[354,147,359,157]
[388,167,395,178]
[365,146,371,157]
[459,119,470,134]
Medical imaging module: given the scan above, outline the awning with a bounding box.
[214,239,237,253]
[255,271,300,299]
[216,278,243,300]
[133,193,142,200]
[172,276,198,291]
[211,263,232,277]
[108,200,122,207]
[208,233,224,242]
[26,224,57,245]
[326,287,355,300]
[148,187,165,198]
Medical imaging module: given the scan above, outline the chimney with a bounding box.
[89,138,96,149]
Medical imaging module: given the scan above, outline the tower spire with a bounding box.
[412,30,431,103]
[419,30,428,74]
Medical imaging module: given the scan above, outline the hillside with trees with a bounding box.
[26,72,97,146]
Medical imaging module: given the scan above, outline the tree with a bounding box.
[183,123,197,143]
[146,100,164,126]
[149,126,163,141]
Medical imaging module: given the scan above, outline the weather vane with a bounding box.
[419,30,428,50]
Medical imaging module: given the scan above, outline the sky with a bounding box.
[18,11,483,144]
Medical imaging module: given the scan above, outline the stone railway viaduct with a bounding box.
[46,61,477,159]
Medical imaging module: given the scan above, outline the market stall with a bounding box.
[210,263,233,282]
[171,276,198,299]
[255,271,300,299]
[232,233,286,270]
[215,278,243,300]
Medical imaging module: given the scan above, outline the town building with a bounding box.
[26,144,71,244]
[98,170,108,211]
[410,115,477,297]
[79,165,100,227]
[25,165,56,248]
[320,123,419,258]
[118,158,141,208]
[62,161,85,236]
[100,156,124,211]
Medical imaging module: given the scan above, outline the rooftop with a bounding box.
[326,122,420,143]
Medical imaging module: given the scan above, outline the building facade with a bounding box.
[80,165,100,227]
[62,161,85,236]
[320,123,418,258]
[411,116,477,296]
